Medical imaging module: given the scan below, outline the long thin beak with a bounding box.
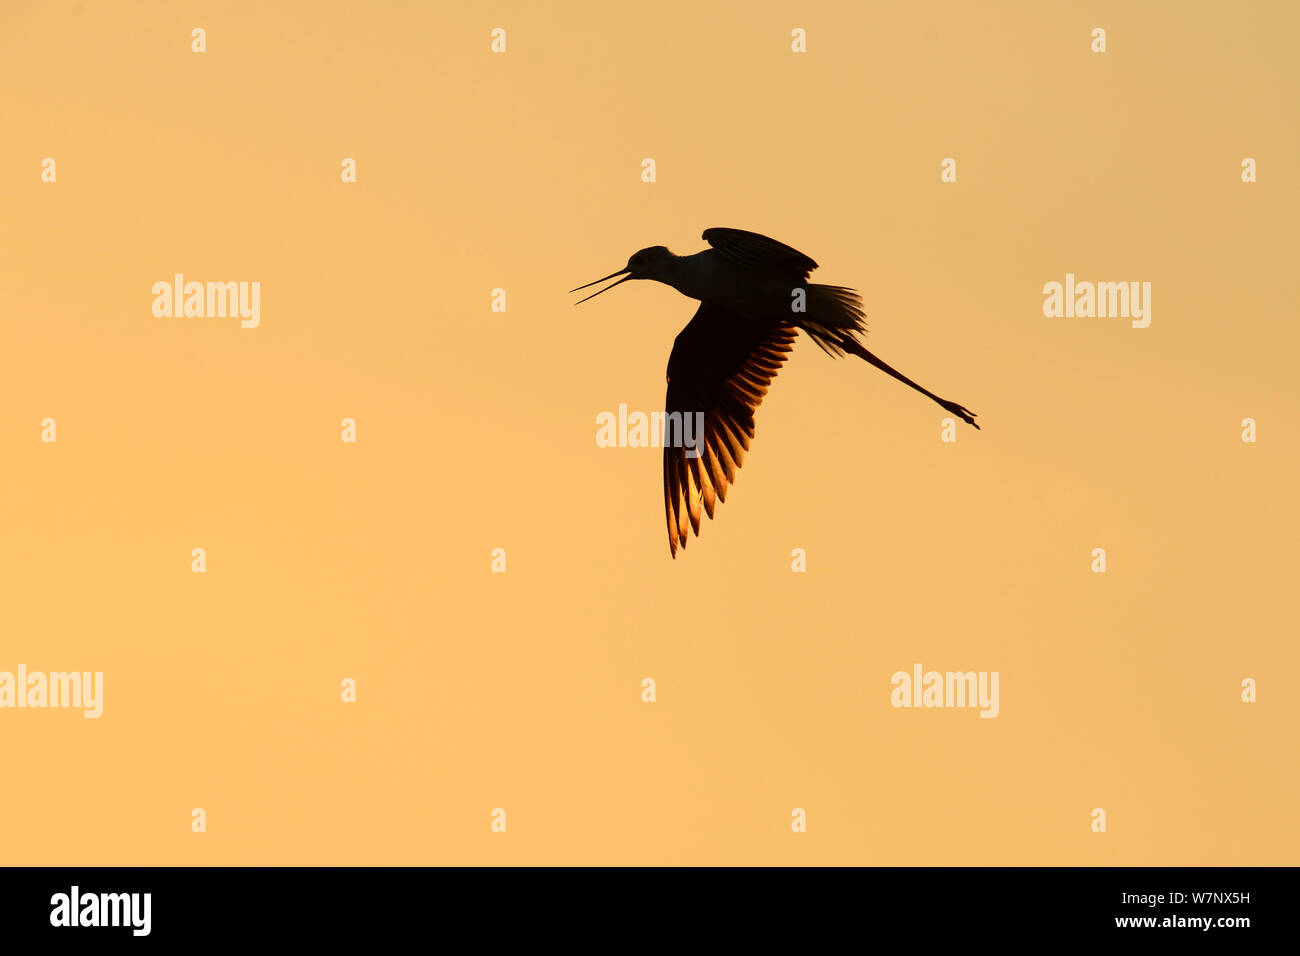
[570,269,631,305]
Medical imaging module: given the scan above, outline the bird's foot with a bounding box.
[943,401,980,429]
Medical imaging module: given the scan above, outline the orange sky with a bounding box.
[1,0,1296,864]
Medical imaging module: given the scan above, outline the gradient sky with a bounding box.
[1,0,1296,864]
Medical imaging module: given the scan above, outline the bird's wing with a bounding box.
[702,227,819,278]
[663,302,798,557]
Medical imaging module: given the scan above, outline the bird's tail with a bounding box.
[798,284,868,357]
[801,284,979,429]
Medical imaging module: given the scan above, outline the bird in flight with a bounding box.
[572,228,979,557]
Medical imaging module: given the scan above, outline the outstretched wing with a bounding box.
[663,302,798,557]
[702,227,819,279]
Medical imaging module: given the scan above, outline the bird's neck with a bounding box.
[662,251,707,299]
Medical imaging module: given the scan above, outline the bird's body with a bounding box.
[572,228,979,557]
[663,250,791,314]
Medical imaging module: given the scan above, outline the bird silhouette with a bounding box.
[572,228,979,557]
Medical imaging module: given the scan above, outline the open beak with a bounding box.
[570,269,631,305]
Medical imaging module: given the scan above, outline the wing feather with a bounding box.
[702,227,819,279]
[663,302,797,557]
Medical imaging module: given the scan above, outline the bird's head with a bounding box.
[571,245,676,303]
[626,245,675,280]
